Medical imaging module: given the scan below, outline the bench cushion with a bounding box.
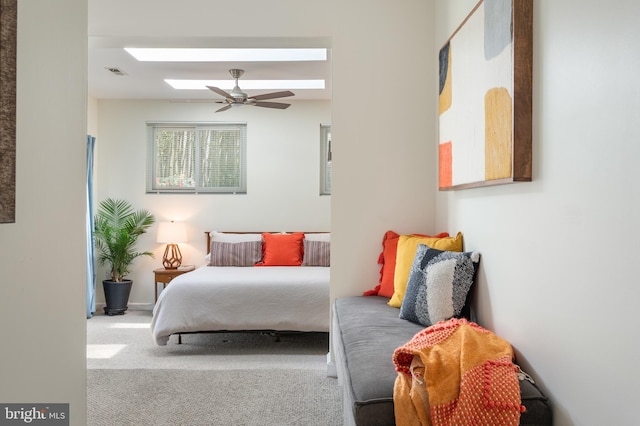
[335,296,424,425]
[334,296,552,426]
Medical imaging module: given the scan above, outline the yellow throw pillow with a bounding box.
[388,232,464,308]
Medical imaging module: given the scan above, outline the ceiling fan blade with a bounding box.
[250,91,295,101]
[207,86,233,100]
[254,101,291,109]
[215,104,233,113]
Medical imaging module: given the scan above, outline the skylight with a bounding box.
[124,48,327,62]
[165,79,325,90]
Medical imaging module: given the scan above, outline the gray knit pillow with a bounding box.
[399,244,480,327]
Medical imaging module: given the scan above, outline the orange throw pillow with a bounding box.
[377,231,401,297]
[260,232,304,266]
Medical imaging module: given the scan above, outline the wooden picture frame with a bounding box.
[0,0,16,222]
[438,0,533,191]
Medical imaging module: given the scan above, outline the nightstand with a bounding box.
[153,265,195,302]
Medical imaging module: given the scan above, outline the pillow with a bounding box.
[210,231,262,243]
[208,241,262,266]
[302,240,330,266]
[388,232,464,308]
[259,232,304,266]
[304,233,331,242]
[377,231,401,297]
[399,244,480,326]
[377,231,449,298]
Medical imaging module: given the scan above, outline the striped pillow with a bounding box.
[302,240,330,266]
[208,241,262,266]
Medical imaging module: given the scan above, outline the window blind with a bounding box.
[147,122,247,194]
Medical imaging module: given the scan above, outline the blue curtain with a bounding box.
[86,135,96,318]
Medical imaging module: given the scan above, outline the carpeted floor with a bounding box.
[87,310,342,426]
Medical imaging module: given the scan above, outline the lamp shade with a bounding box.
[156,221,187,244]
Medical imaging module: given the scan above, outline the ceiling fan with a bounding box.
[206,69,294,113]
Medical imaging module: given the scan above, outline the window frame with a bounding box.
[146,121,247,194]
[320,124,331,195]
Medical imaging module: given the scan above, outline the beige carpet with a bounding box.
[87,310,342,425]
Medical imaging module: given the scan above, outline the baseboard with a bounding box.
[326,352,337,378]
[94,303,153,312]
[127,303,154,311]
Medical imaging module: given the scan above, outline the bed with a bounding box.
[151,231,330,345]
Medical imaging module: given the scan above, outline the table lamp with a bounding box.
[156,221,187,269]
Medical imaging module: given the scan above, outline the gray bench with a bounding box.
[332,296,552,426]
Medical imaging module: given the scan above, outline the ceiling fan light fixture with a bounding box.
[207,69,295,112]
[230,86,247,100]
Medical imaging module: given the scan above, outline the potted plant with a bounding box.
[94,198,156,315]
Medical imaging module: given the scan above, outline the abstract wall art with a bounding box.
[438,0,533,190]
[0,0,16,222]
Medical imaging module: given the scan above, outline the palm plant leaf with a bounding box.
[94,198,156,282]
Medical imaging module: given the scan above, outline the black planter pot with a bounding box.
[103,279,133,316]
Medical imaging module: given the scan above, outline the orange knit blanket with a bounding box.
[393,318,524,426]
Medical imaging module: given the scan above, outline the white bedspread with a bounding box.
[151,266,330,345]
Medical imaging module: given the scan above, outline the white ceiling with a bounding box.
[88,37,332,102]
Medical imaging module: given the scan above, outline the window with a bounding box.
[147,122,247,194]
[320,124,331,195]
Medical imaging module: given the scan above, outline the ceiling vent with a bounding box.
[105,67,128,76]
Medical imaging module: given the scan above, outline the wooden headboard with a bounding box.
[205,231,328,254]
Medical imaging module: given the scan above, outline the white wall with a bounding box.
[0,0,87,424]
[96,99,331,307]
[435,1,640,425]
[88,96,98,136]
[329,0,436,298]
